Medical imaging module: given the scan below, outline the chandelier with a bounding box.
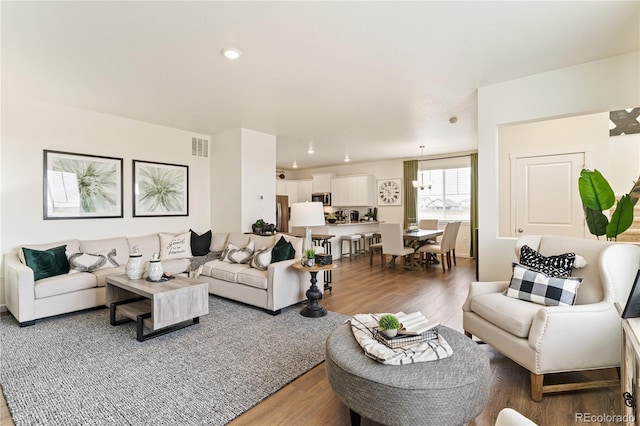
[412,145,430,191]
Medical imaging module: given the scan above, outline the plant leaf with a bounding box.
[578,169,615,211]
[583,206,608,237]
[629,176,640,206]
[606,194,634,239]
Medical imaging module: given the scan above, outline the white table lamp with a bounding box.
[289,202,325,252]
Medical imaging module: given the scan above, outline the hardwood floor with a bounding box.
[1,256,622,425]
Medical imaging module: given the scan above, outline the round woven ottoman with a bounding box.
[325,324,489,426]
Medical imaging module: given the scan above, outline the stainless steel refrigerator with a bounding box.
[276,195,289,233]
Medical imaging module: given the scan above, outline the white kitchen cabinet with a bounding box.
[331,175,374,207]
[312,173,334,193]
[297,180,313,202]
[276,180,298,204]
[331,177,350,206]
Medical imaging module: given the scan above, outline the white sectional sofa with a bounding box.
[4,231,309,326]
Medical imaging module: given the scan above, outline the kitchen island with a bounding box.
[297,221,381,259]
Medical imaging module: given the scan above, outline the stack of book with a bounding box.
[375,311,439,349]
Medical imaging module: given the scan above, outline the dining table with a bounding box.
[403,229,444,269]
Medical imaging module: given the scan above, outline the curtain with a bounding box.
[470,152,479,258]
[403,160,418,229]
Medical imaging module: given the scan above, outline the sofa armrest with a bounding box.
[4,251,36,323]
[267,258,306,311]
[462,281,509,312]
[528,302,621,371]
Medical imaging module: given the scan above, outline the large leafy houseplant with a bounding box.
[578,169,640,240]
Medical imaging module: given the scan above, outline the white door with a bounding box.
[512,153,585,237]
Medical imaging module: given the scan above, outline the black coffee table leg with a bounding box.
[301,271,327,317]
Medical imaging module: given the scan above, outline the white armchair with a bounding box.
[463,235,640,401]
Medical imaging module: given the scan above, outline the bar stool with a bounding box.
[369,242,383,266]
[340,234,363,261]
[372,232,381,244]
[357,232,375,254]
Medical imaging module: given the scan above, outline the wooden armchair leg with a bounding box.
[530,372,544,402]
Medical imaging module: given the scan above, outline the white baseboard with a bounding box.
[0,304,7,313]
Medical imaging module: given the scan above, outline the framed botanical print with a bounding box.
[43,150,123,219]
[133,160,189,217]
[377,178,402,206]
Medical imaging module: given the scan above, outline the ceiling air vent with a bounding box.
[191,137,209,158]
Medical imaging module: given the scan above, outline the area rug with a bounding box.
[0,296,347,425]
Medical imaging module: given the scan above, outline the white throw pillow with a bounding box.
[159,232,192,260]
[250,246,273,271]
[221,241,255,264]
[68,249,119,274]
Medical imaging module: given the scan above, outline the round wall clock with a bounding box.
[377,179,402,206]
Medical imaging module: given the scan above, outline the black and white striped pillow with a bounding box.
[520,245,575,277]
[505,263,582,306]
[250,247,273,271]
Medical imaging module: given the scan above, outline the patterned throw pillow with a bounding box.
[520,245,575,277]
[221,241,255,264]
[159,232,193,260]
[505,263,582,307]
[250,247,273,271]
[68,249,119,273]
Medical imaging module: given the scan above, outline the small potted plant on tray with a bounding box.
[252,218,266,234]
[302,248,316,267]
[378,314,400,338]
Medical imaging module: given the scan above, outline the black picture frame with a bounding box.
[132,160,189,217]
[43,150,123,220]
[622,269,640,319]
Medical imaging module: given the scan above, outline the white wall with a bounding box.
[497,112,610,237]
[1,97,211,305]
[609,133,640,195]
[240,129,276,231]
[211,128,276,233]
[478,51,640,281]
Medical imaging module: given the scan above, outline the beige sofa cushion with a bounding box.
[236,268,268,290]
[470,293,541,338]
[18,240,81,264]
[92,266,126,287]
[162,259,190,275]
[127,234,160,261]
[80,237,129,266]
[227,233,251,248]
[210,233,229,254]
[202,260,249,282]
[34,272,97,299]
[250,234,276,250]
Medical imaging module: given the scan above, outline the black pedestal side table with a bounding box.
[291,263,337,318]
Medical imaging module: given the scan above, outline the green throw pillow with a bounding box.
[22,245,70,280]
[271,237,295,263]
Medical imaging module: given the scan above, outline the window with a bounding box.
[416,167,470,221]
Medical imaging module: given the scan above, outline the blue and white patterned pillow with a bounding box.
[505,263,582,306]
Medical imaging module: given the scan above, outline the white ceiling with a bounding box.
[3,1,639,170]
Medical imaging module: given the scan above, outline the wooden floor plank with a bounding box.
[1,256,622,426]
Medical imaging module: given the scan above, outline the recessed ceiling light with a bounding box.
[307,146,314,154]
[449,116,458,124]
[221,48,242,60]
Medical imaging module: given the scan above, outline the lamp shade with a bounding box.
[290,202,325,227]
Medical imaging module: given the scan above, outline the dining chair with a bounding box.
[418,219,440,245]
[448,221,462,266]
[379,223,415,272]
[416,222,458,272]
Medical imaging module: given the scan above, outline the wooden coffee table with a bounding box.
[105,274,209,341]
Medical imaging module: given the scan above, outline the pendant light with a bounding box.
[412,145,425,190]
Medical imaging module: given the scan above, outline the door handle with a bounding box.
[517,228,524,233]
